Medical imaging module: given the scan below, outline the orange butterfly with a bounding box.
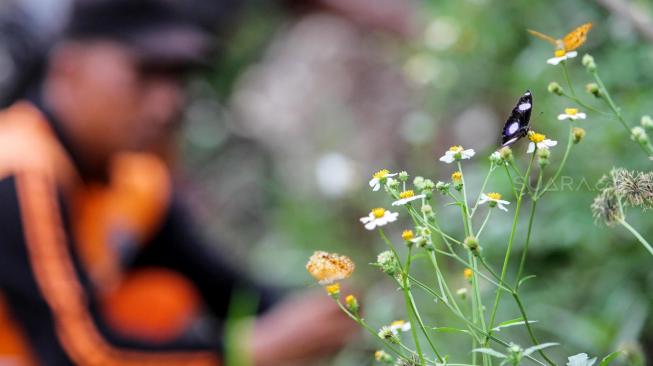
[528,23,593,52]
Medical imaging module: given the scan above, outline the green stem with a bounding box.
[618,218,653,256]
[511,293,557,366]
[486,152,535,342]
[516,199,538,288]
[537,124,573,199]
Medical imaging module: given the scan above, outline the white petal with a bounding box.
[566,51,578,59]
[526,142,535,153]
[391,199,405,206]
[364,222,377,230]
[385,212,399,222]
[372,183,381,192]
[547,56,564,65]
[498,199,510,205]
[545,139,558,148]
[386,173,398,177]
[401,323,412,332]
[462,149,476,158]
[577,113,587,119]
[557,114,567,120]
[498,204,509,212]
[360,216,372,223]
[439,154,454,163]
[369,178,378,188]
[478,194,489,204]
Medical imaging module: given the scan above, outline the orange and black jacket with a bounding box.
[0,100,278,365]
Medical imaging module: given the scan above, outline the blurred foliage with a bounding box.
[180,0,653,364]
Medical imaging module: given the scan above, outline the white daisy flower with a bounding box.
[389,320,411,334]
[558,108,587,121]
[392,190,426,206]
[526,132,557,153]
[547,50,578,65]
[478,192,510,212]
[439,145,475,164]
[368,169,397,192]
[360,208,399,230]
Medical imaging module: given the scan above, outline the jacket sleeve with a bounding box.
[0,173,222,366]
[133,193,283,320]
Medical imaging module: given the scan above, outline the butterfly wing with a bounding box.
[562,22,592,51]
[527,29,559,46]
[501,91,532,147]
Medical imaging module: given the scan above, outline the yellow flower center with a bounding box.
[399,190,415,199]
[449,145,463,152]
[402,229,414,241]
[554,49,566,57]
[528,132,546,143]
[451,171,462,182]
[325,283,340,296]
[374,351,384,361]
[372,208,386,218]
[391,320,406,328]
[463,268,473,280]
[373,169,389,180]
[487,192,502,200]
[564,108,578,116]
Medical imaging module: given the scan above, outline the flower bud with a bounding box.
[582,53,596,72]
[464,235,480,256]
[585,82,601,97]
[413,176,425,190]
[398,171,409,182]
[463,268,473,281]
[345,294,359,314]
[374,350,393,363]
[489,151,504,165]
[641,115,653,130]
[435,181,450,195]
[421,204,433,215]
[325,283,340,299]
[547,81,563,96]
[631,126,649,145]
[537,146,550,168]
[401,229,414,242]
[456,287,468,300]
[499,146,513,162]
[572,127,586,144]
[422,179,435,191]
[388,179,400,189]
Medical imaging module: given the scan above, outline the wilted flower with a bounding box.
[306,251,355,285]
[378,326,399,344]
[591,184,623,226]
[478,192,510,211]
[527,131,557,153]
[369,169,397,191]
[612,168,653,208]
[547,49,577,65]
[360,208,399,230]
[377,251,399,276]
[392,190,425,206]
[439,145,475,164]
[558,108,587,121]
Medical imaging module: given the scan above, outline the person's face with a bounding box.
[58,41,188,154]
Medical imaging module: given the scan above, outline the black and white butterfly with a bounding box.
[501,91,532,147]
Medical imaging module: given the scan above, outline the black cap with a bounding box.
[65,0,217,67]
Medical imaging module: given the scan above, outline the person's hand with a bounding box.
[248,290,358,366]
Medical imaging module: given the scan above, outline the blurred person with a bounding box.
[0,0,358,365]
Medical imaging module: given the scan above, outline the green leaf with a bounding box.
[430,327,470,335]
[492,318,538,332]
[518,275,537,288]
[523,343,559,356]
[472,348,506,359]
[598,351,620,366]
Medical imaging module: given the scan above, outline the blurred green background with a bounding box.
[178,0,653,364]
